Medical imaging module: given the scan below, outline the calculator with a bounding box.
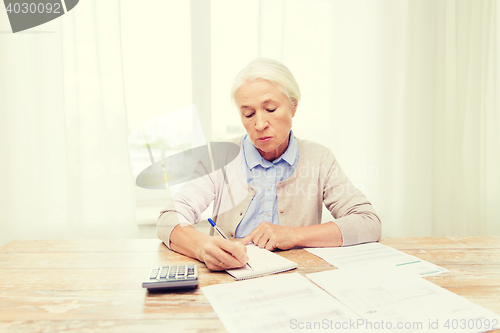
[142,264,198,291]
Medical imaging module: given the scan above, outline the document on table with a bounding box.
[307,268,500,333]
[306,242,448,277]
[202,272,360,333]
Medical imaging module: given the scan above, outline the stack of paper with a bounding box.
[306,242,448,277]
[202,243,500,333]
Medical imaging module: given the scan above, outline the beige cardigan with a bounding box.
[157,136,381,249]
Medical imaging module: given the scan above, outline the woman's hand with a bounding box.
[198,237,249,271]
[241,222,298,251]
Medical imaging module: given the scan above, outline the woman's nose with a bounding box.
[254,112,268,131]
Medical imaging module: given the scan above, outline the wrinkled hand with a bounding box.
[199,237,248,271]
[241,222,298,251]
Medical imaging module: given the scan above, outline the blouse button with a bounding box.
[280,210,284,214]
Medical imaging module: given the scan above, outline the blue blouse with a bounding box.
[235,131,299,238]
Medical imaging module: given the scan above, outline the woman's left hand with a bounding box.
[240,222,298,251]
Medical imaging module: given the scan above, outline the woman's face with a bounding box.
[235,79,297,161]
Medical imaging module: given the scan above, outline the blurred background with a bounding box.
[0,0,498,246]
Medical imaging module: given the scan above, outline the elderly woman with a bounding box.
[158,58,381,271]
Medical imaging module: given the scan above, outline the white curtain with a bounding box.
[0,0,138,245]
[374,0,500,236]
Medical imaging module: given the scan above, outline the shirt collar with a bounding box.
[242,130,298,169]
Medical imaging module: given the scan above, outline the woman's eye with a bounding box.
[245,113,254,118]
[266,108,276,112]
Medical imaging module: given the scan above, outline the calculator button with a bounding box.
[149,269,159,279]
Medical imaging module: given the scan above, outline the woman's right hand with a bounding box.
[198,237,249,271]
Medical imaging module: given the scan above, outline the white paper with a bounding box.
[202,272,360,333]
[307,268,500,333]
[306,242,448,277]
[225,244,297,280]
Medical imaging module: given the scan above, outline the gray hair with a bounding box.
[230,58,301,108]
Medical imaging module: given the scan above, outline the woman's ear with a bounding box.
[291,100,298,117]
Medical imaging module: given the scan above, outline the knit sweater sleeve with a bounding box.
[321,149,382,246]
[157,157,218,250]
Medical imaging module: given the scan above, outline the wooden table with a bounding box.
[0,237,499,332]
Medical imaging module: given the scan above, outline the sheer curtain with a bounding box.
[0,0,137,245]
[374,0,500,236]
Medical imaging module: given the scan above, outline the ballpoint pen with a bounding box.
[208,218,252,270]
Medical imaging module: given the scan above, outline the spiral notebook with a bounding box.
[225,244,298,280]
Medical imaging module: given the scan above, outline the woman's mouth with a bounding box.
[258,137,272,142]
